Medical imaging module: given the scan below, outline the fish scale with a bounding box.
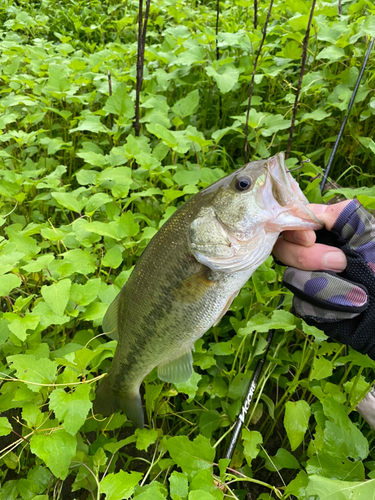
[94,153,322,428]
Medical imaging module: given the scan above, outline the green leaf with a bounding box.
[41,279,71,316]
[146,123,178,147]
[119,211,140,238]
[264,448,300,471]
[135,428,158,451]
[45,64,73,94]
[104,436,136,455]
[199,410,222,438]
[175,371,202,402]
[84,221,120,240]
[239,310,296,335]
[7,355,58,392]
[32,302,70,328]
[3,312,40,341]
[21,254,54,273]
[100,470,143,500]
[284,400,311,451]
[311,356,333,381]
[30,430,76,480]
[70,279,101,306]
[306,453,365,481]
[169,472,188,500]
[22,403,44,428]
[70,115,109,134]
[242,429,263,467]
[322,397,369,460]
[49,384,91,435]
[305,475,375,499]
[102,246,123,269]
[317,46,345,61]
[172,90,199,117]
[77,151,109,167]
[0,273,22,297]
[0,417,12,436]
[188,492,216,500]
[205,65,240,93]
[277,40,302,60]
[261,114,292,137]
[134,482,168,499]
[173,170,201,187]
[103,84,134,118]
[165,434,215,479]
[51,192,85,213]
[302,109,331,122]
[85,193,112,214]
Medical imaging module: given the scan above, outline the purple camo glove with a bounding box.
[283,200,375,360]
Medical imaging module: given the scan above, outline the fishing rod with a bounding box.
[224,37,374,462]
[225,294,284,460]
[320,38,375,193]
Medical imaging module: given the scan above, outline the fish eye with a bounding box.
[234,176,252,192]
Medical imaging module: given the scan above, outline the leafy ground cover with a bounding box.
[1,0,375,498]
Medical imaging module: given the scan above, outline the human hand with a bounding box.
[274,199,375,360]
[273,200,350,272]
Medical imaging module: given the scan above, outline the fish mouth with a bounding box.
[259,152,323,232]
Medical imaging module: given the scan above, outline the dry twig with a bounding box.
[244,0,273,162]
[285,0,316,159]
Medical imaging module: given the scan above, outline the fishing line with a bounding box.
[224,37,374,463]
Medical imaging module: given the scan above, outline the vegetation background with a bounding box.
[1,0,375,498]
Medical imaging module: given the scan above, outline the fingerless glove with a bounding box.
[283,200,375,359]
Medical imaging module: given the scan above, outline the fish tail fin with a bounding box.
[93,377,144,429]
[121,392,144,429]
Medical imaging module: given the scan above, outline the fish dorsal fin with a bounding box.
[102,294,120,341]
[158,349,193,384]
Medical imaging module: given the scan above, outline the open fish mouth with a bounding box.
[261,152,323,232]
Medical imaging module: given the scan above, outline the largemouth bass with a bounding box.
[94,152,322,428]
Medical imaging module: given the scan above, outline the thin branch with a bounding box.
[216,0,222,120]
[254,0,258,29]
[107,70,114,146]
[285,0,316,159]
[216,0,220,61]
[338,0,342,15]
[244,0,273,163]
[134,0,151,137]
[142,0,151,54]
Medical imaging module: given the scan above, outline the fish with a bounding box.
[93,152,322,428]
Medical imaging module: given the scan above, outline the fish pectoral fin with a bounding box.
[158,349,194,384]
[213,291,239,326]
[174,269,215,303]
[102,294,120,341]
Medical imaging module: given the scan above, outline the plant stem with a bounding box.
[244,0,273,163]
[285,0,316,159]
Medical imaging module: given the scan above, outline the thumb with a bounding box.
[308,200,351,231]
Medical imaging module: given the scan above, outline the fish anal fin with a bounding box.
[213,291,239,326]
[102,294,120,341]
[174,269,215,304]
[158,349,193,384]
